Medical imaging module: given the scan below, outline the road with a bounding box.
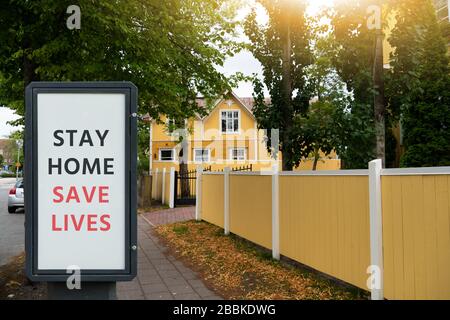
[0,178,24,266]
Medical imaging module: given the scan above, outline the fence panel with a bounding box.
[152,171,163,201]
[229,175,272,250]
[163,171,171,206]
[279,175,370,289]
[202,174,224,227]
[382,175,450,300]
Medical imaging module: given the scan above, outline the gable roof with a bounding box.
[146,91,271,122]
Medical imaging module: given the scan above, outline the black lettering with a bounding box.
[104,158,114,174]
[53,130,64,146]
[48,158,62,175]
[66,130,77,146]
[79,130,94,146]
[64,158,80,175]
[83,158,100,174]
[96,130,109,146]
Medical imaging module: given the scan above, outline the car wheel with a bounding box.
[8,206,16,214]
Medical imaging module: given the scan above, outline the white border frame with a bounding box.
[193,148,211,163]
[158,148,176,162]
[228,147,247,161]
[220,109,241,135]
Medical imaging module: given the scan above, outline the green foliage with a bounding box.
[0,0,243,126]
[137,120,150,174]
[329,0,379,168]
[244,0,313,168]
[388,0,450,167]
[0,154,4,167]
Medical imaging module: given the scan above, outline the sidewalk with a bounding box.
[117,207,221,300]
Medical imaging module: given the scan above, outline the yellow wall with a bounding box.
[229,175,272,249]
[163,171,171,206]
[382,175,450,300]
[201,174,224,227]
[279,175,370,289]
[203,100,255,140]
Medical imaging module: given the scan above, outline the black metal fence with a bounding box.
[174,164,252,207]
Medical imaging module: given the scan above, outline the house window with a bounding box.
[159,149,175,161]
[230,148,246,161]
[194,149,210,163]
[221,110,239,133]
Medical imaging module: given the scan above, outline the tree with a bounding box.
[388,0,450,167]
[0,0,242,125]
[298,101,335,170]
[329,0,391,169]
[302,28,349,170]
[245,0,313,170]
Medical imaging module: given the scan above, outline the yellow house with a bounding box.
[148,91,341,172]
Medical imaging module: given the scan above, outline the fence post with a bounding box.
[195,165,203,221]
[161,167,166,204]
[272,164,280,260]
[169,167,175,209]
[368,159,384,300]
[153,168,159,199]
[224,167,230,235]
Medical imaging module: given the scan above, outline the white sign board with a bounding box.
[25,82,137,281]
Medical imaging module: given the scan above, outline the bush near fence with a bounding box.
[196,162,450,300]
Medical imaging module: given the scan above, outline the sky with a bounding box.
[0,0,333,138]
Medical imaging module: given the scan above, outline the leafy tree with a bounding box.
[0,0,242,126]
[298,100,335,170]
[0,154,4,167]
[329,0,379,169]
[245,0,313,170]
[388,0,450,167]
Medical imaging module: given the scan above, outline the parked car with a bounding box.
[8,179,24,213]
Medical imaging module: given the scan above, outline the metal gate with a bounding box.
[174,168,197,206]
[174,165,252,207]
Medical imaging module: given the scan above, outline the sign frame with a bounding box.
[25,82,137,282]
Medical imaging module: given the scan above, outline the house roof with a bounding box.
[145,91,271,121]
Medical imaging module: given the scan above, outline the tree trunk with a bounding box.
[373,29,386,167]
[179,139,190,197]
[281,5,293,171]
[312,149,319,171]
[179,162,190,197]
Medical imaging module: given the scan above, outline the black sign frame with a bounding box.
[25,82,137,282]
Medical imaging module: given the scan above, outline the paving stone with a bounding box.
[141,283,169,294]
[172,292,201,300]
[116,213,223,300]
[145,292,175,300]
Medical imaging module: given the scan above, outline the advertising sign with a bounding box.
[25,82,137,281]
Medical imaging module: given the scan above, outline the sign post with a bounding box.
[25,82,137,299]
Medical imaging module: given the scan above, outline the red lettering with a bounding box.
[66,186,80,203]
[100,214,111,231]
[87,214,98,231]
[71,214,85,231]
[52,186,64,203]
[52,214,62,231]
[51,214,111,232]
[82,186,96,203]
[99,186,109,203]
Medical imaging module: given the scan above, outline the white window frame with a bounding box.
[229,148,246,161]
[220,109,240,134]
[159,148,176,162]
[193,148,211,163]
